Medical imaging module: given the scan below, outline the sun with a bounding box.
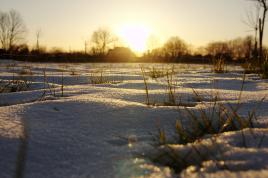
[117,24,151,53]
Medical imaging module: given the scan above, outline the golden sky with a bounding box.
[1,0,266,52]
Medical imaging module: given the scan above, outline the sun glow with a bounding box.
[117,24,151,53]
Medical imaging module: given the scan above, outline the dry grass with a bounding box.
[141,66,150,105]
[147,67,168,79]
[141,65,195,107]
[18,66,33,76]
[69,68,78,76]
[89,69,122,85]
[212,57,226,73]
[0,78,32,93]
[39,69,63,99]
[144,75,265,173]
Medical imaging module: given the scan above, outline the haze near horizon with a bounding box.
[1,0,266,52]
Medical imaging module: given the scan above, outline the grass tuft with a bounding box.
[140,66,150,105]
[144,75,265,174]
[147,67,168,79]
[212,57,226,73]
[89,69,121,85]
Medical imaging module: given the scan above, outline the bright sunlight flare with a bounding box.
[117,24,151,53]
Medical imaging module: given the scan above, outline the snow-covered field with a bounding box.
[0,60,267,178]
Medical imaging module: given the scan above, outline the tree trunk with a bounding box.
[259,18,263,67]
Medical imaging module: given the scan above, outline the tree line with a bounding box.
[0,0,268,71]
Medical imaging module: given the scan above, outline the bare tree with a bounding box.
[0,11,9,50]
[248,0,268,66]
[90,28,116,55]
[36,29,41,52]
[228,36,254,60]
[243,5,260,60]
[84,40,88,55]
[206,41,230,58]
[163,36,188,58]
[0,10,27,51]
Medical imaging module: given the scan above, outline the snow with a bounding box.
[0,59,267,178]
